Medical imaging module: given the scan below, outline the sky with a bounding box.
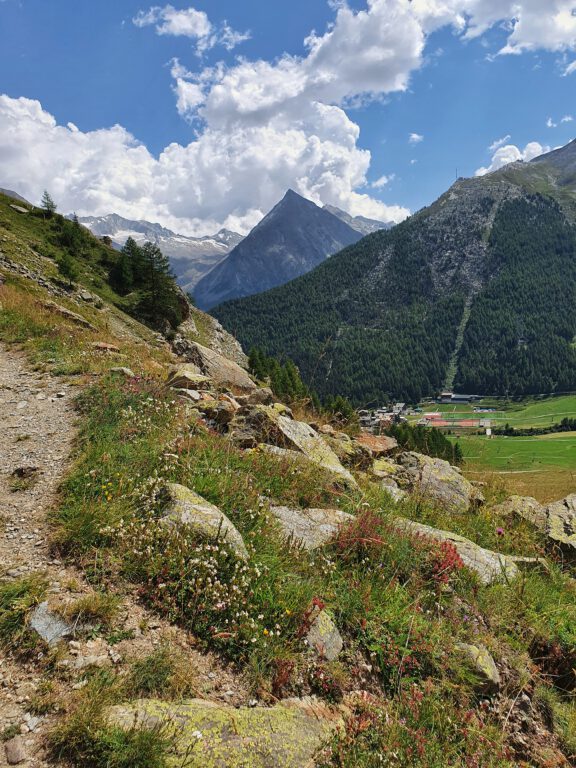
[0,0,575,236]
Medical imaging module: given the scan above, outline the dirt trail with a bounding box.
[0,345,78,767]
[0,344,247,767]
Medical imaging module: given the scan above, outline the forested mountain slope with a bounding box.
[214,142,576,405]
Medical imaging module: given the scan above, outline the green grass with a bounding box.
[416,394,576,429]
[0,575,47,655]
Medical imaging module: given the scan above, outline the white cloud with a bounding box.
[412,0,576,56]
[547,114,574,128]
[5,0,576,236]
[409,132,424,144]
[565,60,576,75]
[133,5,249,55]
[489,134,511,151]
[371,174,395,189]
[475,140,550,175]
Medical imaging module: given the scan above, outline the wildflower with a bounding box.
[496,527,505,536]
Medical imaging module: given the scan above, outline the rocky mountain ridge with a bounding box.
[194,189,363,310]
[77,212,243,293]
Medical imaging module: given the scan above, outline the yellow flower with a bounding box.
[263,629,269,636]
[285,609,292,616]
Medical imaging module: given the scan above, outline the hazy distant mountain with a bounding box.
[215,140,576,404]
[323,204,389,235]
[194,190,362,310]
[0,187,31,205]
[78,213,243,292]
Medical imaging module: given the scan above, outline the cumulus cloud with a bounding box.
[489,135,511,151]
[412,0,576,55]
[475,140,550,176]
[133,5,249,55]
[409,132,424,144]
[4,0,576,235]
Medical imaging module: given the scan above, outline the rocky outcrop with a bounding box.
[306,610,343,661]
[456,643,501,694]
[269,505,353,550]
[494,496,547,529]
[394,518,519,585]
[176,341,256,392]
[495,493,576,555]
[108,697,347,768]
[545,494,576,554]
[399,452,483,513]
[230,406,357,487]
[161,483,248,561]
[167,364,212,391]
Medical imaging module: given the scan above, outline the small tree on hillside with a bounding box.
[57,252,79,287]
[41,190,57,218]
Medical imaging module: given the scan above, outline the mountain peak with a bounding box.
[194,191,362,310]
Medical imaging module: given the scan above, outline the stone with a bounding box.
[306,610,343,661]
[108,697,346,768]
[354,433,398,456]
[380,478,407,503]
[4,736,26,765]
[456,643,501,694]
[29,601,73,645]
[40,300,97,330]
[247,387,274,405]
[545,494,576,554]
[178,341,256,392]
[269,505,354,550]
[494,495,547,529]
[173,388,202,402]
[394,518,519,585]
[110,367,135,377]
[371,458,400,479]
[398,452,482,513]
[91,341,120,353]
[161,483,248,561]
[167,365,212,391]
[9,204,29,215]
[231,406,356,488]
[323,433,366,466]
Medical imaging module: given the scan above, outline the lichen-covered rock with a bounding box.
[494,495,547,529]
[230,406,357,487]
[108,697,347,768]
[456,643,501,694]
[380,478,407,503]
[275,415,357,488]
[306,610,343,661]
[247,387,274,405]
[371,457,401,479]
[269,505,353,550]
[167,364,212,391]
[545,494,576,554]
[178,341,256,392]
[161,483,248,560]
[323,433,366,466]
[394,518,519,585]
[399,452,482,513]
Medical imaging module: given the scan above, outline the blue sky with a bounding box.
[0,0,575,235]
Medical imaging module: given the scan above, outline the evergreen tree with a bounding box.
[57,252,79,286]
[41,190,57,218]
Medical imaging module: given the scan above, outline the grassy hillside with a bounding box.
[1,196,576,767]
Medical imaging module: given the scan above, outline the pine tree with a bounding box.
[41,190,57,218]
